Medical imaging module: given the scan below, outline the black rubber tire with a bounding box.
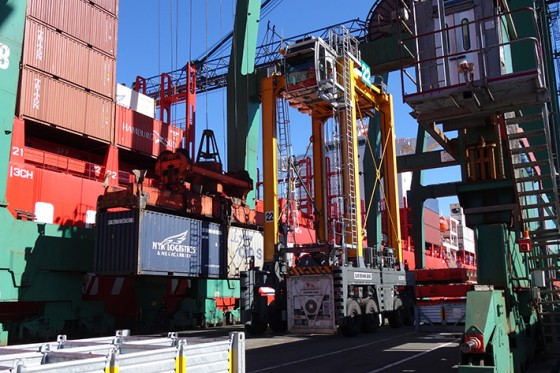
[388,305,403,328]
[402,301,415,327]
[244,319,268,335]
[268,301,288,333]
[340,299,362,337]
[362,299,380,333]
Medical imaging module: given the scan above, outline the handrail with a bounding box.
[400,7,544,97]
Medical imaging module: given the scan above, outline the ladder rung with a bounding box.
[531,238,560,246]
[515,175,550,183]
[508,129,546,140]
[510,144,549,154]
[512,160,550,168]
[518,188,555,196]
[505,113,544,125]
[530,228,560,237]
[508,129,545,141]
[520,202,557,210]
[529,253,560,260]
[523,216,557,223]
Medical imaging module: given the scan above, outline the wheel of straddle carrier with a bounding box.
[268,300,288,333]
[402,300,414,327]
[244,318,268,335]
[362,299,380,333]
[389,297,404,328]
[340,299,362,337]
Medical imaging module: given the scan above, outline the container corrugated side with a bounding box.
[85,92,114,142]
[18,67,114,142]
[19,67,86,134]
[27,0,117,57]
[23,18,116,98]
[89,1,117,57]
[87,51,116,98]
[90,0,119,16]
[115,106,183,157]
[226,226,263,278]
[96,210,225,277]
[96,209,140,274]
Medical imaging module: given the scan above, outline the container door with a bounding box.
[287,274,336,334]
[446,9,478,85]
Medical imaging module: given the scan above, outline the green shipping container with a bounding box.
[198,279,240,299]
[0,0,26,205]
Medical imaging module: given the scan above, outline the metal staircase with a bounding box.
[504,107,560,355]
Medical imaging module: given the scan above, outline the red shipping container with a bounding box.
[85,91,114,142]
[90,0,119,16]
[19,67,114,143]
[87,48,116,98]
[27,0,117,57]
[415,284,474,298]
[115,106,184,157]
[19,67,86,134]
[23,18,115,98]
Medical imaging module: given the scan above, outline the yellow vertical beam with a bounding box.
[261,75,285,262]
[311,116,328,241]
[380,96,402,264]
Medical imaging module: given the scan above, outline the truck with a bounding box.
[241,27,412,336]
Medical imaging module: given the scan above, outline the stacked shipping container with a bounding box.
[18,0,118,143]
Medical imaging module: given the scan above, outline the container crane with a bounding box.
[368,0,560,369]
[241,27,410,336]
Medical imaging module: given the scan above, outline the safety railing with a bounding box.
[0,331,245,373]
[400,7,544,99]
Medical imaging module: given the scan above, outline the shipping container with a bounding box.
[226,226,263,278]
[90,0,119,16]
[115,105,183,157]
[96,209,225,277]
[116,84,155,117]
[18,67,114,142]
[22,18,115,98]
[26,0,117,57]
[85,90,114,141]
[286,274,337,334]
[424,208,442,245]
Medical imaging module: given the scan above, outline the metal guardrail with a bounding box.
[0,331,245,373]
[400,7,544,98]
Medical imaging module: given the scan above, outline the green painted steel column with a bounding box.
[0,0,26,207]
[227,0,262,208]
[410,127,428,270]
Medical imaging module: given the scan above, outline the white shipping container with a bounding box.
[459,236,476,253]
[457,225,475,240]
[287,274,337,334]
[226,226,264,278]
[116,83,155,118]
[417,301,467,326]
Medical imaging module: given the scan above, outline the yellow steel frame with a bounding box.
[261,60,402,266]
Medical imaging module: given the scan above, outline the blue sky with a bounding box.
[115,0,460,212]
